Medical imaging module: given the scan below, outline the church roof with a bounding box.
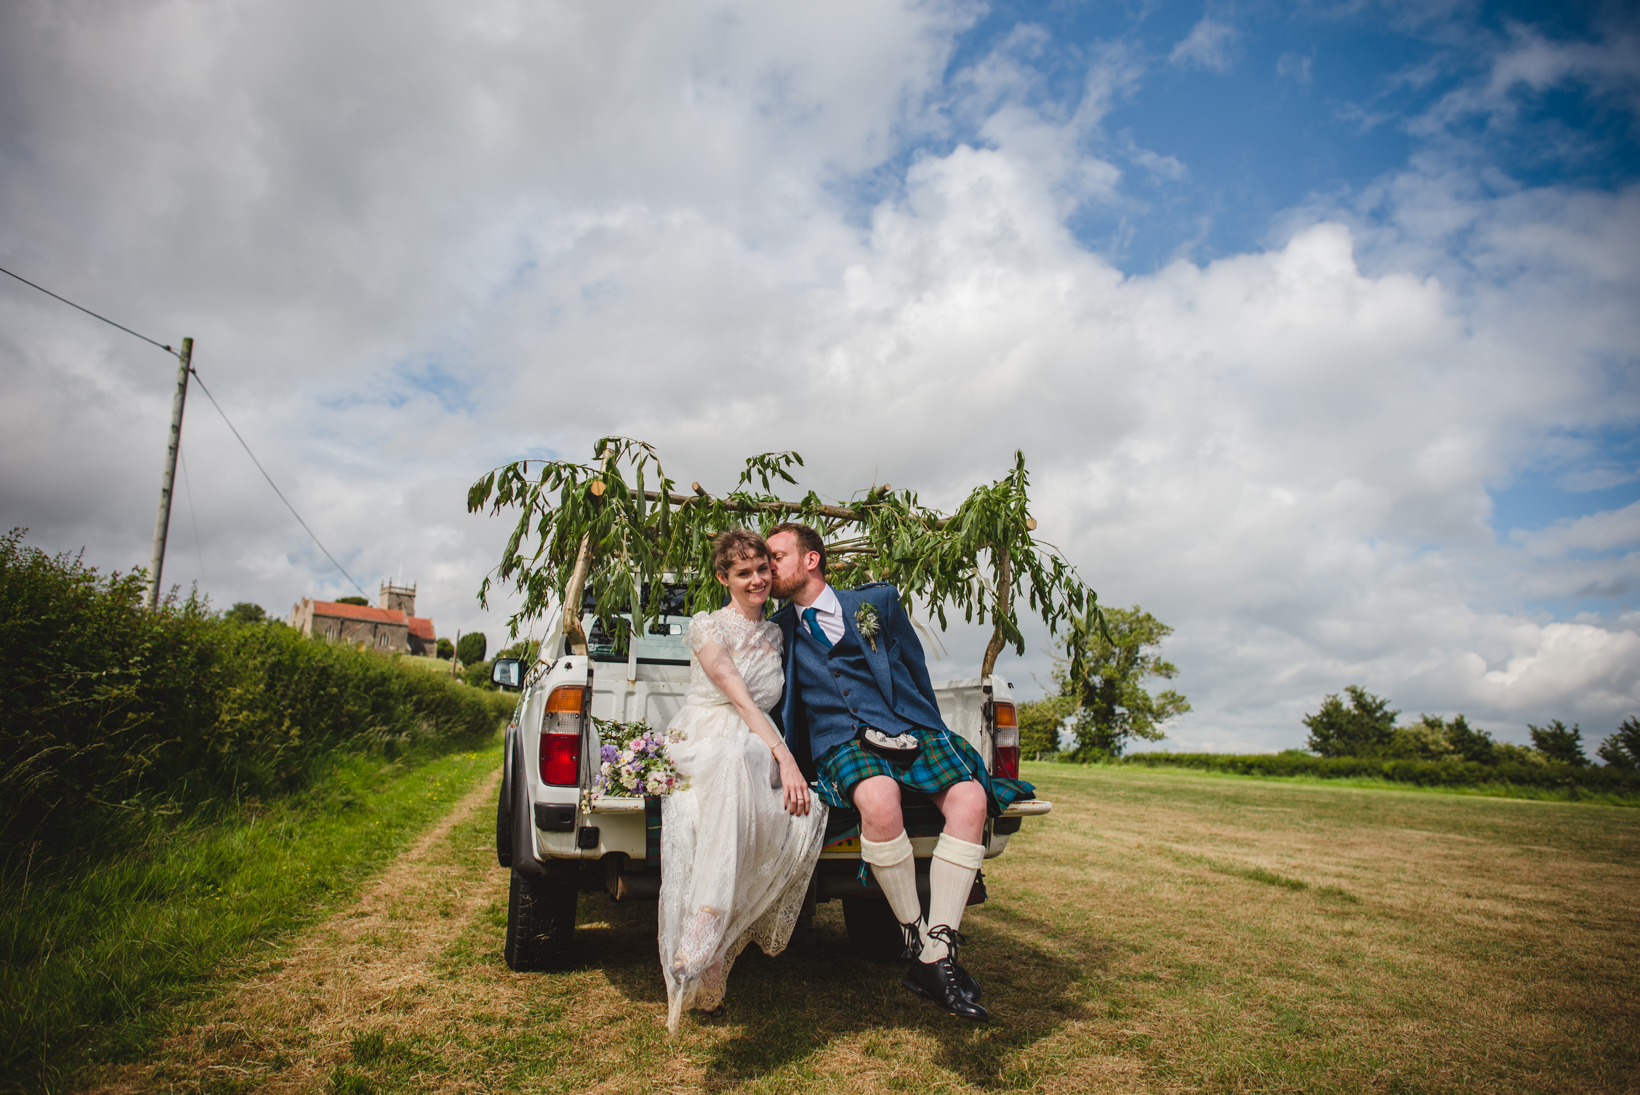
[311,601,407,625]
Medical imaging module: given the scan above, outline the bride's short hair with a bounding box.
[711,528,769,577]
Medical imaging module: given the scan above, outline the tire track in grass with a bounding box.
[87,770,506,1094]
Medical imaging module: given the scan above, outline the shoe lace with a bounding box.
[899,920,923,962]
[925,924,968,965]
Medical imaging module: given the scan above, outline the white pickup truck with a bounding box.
[490,588,1051,970]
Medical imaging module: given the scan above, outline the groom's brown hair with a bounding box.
[768,521,826,577]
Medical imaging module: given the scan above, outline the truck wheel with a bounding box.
[504,870,577,971]
[841,896,904,962]
[495,792,513,868]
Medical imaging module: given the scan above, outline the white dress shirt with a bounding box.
[799,584,846,645]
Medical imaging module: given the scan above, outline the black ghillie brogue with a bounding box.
[928,924,982,1004]
[903,927,988,1021]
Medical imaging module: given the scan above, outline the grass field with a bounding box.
[86,761,1640,1094]
[1,747,502,1095]
[394,655,460,676]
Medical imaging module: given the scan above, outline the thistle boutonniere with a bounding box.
[854,602,881,652]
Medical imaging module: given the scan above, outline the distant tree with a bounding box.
[501,638,542,664]
[1389,714,1497,763]
[436,637,455,660]
[336,595,369,607]
[1017,696,1077,759]
[456,632,487,666]
[1388,715,1454,761]
[1303,686,1398,758]
[1055,605,1190,760]
[1596,716,1640,770]
[461,658,496,690]
[1444,715,1497,764]
[1528,720,1589,767]
[224,602,266,625]
[1492,741,1547,766]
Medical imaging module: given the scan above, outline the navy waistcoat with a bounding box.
[791,624,916,758]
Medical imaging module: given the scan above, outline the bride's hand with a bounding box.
[777,753,811,816]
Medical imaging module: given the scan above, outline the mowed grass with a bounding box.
[394,655,461,676]
[139,759,1640,1094]
[1,743,501,1095]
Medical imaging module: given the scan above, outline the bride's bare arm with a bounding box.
[695,639,812,816]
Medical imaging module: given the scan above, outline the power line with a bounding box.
[179,441,206,586]
[0,261,368,599]
[0,263,180,356]
[189,371,369,599]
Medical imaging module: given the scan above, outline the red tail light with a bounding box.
[539,685,585,785]
[541,734,581,784]
[992,701,1020,779]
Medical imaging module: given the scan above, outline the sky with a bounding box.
[2,0,1637,754]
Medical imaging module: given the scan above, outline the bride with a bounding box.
[658,528,828,1031]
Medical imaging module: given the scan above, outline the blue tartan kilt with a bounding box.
[814,727,1034,847]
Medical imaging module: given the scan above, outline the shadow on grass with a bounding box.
[568,891,1114,1090]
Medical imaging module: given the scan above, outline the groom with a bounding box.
[766,522,995,1022]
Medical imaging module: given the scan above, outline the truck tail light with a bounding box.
[539,685,585,785]
[992,700,1020,779]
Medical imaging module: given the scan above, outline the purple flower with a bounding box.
[635,778,647,794]
[601,744,618,763]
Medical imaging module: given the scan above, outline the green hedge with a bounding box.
[0,530,514,858]
[1113,750,1640,792]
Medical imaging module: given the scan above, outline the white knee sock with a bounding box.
[921,833,985,962]
[860,831,921,927]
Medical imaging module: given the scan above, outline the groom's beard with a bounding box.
[769,571,803,600]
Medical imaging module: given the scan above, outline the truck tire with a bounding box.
[495,791,513,868]
[504,870,577,971]
[842,896,904,962]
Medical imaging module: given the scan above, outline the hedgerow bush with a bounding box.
[1112,750,1640,792]
[0,530,512,860]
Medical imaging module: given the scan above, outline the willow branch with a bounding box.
[980,546,1013,680]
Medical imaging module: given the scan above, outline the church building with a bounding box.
[287,581,437,656]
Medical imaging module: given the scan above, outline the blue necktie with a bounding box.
[802,607,833,650]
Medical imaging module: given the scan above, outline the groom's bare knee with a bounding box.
[852,776,904,841]
[932,780,987,843]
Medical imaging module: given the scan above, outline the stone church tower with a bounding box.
[379,581,416,615]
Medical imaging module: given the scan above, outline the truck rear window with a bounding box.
[583,582,702,666]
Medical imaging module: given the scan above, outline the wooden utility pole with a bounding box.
[144,337,193,610]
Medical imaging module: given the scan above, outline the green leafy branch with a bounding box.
[467,438,1103,677]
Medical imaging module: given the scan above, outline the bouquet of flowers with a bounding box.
[591,717,686,799]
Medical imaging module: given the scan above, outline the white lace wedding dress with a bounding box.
[658,607,828,1032]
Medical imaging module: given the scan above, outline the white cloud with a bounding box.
[1168,18,1239,74]
[1411,22,1640,136]
[1277,51,1313,86]
[1,0,1636,754]
[1512,502,1640,558]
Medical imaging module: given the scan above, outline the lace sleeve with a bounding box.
[686,611,722,653]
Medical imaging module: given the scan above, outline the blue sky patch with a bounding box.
[927,0,1640,273]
